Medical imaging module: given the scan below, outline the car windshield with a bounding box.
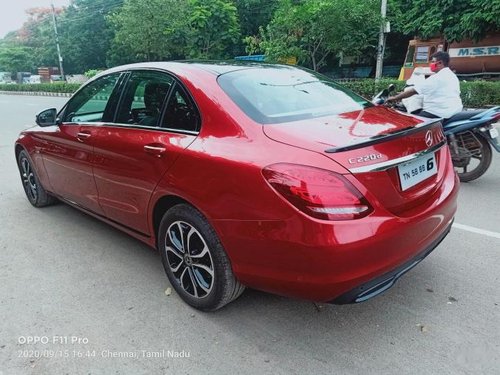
[218,66,371,124]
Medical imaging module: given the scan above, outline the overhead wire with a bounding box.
[20,0,123,28]
[56,1,125,25]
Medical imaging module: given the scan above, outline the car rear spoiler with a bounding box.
[325,118,442,153]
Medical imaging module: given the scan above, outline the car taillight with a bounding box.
[262,163,373,220]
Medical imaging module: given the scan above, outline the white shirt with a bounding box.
[414,67,463,118]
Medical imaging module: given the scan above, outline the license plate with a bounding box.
[398,152,437,191]
[490,127,499,139]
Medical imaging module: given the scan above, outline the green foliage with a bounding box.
[235,0,280,39]
[0,46,37,72]
[84,69,103,78]
[1,79,498,108]
[108,0,187,63]
[340,79,500,107]
[256,0,380,71]
[460,81,500,108]
[58,0,123,73]
[0,1,123,74]
[389,0,500,42]
[185,0,241,59]
[340,79,406,99]
[0,83,80,93]
[108,0,240,61]
[17,9,59,69]
[0,0,497,75]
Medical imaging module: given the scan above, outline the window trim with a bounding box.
[71,122,200,135]
[110,68,202,134]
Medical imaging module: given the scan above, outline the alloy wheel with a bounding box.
[20,156,37,202]
[164,221,214,298]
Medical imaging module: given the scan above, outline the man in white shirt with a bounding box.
[387,51,463,119]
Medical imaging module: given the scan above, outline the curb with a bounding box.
[0,91,73,97]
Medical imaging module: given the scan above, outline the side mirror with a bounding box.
[36,108,58,127]
[388,84,395,93]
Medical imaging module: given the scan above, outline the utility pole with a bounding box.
[375,0,388,80]
[51,3,65,81]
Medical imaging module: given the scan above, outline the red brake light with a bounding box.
[262,163,373,220]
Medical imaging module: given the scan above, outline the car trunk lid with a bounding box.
[262,106,447,215]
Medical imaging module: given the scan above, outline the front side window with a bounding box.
[115,71,174,127]
[218,66,371,124]
[63,73,120,122]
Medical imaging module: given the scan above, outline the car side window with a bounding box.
[115,71,173,127]
[63,73,120,123]
[162,84,200,132]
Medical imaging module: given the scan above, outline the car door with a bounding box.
[40,73,123,214]
[92,70,200,235]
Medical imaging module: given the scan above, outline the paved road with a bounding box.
[1,94,499,375]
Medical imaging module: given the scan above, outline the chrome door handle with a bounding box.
[77,132,91,142]
[144,144,166,157]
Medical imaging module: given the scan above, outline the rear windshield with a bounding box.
[218,66,371,124]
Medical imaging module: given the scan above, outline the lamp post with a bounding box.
[51,3,65,81]
[375,0,388,80]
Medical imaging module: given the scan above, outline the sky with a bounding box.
[0,0,70,38]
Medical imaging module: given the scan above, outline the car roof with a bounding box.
[95,61,290,80]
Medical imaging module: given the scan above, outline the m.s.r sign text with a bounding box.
[449,46,500,57]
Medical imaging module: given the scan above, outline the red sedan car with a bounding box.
[15,62,459,311]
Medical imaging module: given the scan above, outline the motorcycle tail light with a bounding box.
[262,163,373,220]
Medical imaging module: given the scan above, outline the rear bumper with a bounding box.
[214,167,459,303]
[331,220,452,304]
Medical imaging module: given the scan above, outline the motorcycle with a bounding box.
[373,84,500,182]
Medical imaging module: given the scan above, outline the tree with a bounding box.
[1,2,120,74]
[108,0,189,63]
[108,0,241,62]
[57,0,124,73]
[256,0,380,71]
[15,7,61,70]
[0,46,37,72]
[235,0,280,38]
[389,0,500,42]
[185,0,241,59]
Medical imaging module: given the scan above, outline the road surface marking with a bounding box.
[453,223,500,239]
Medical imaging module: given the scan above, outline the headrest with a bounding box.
[144,82,170,111]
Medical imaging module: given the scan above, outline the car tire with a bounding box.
[17,150,57,207]
[158,204,245,311]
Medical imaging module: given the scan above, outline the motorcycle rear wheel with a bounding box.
[451,132,492,182]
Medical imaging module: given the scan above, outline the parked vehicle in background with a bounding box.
[15,62,459,311]
[16,72,31,84]
[400,34,500,80]
[66,74,88,84]
[374,85,500,182]
[37,67,61,83]
[29,75,42,84]
[0,72,13,84]
[50,75,65,82]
